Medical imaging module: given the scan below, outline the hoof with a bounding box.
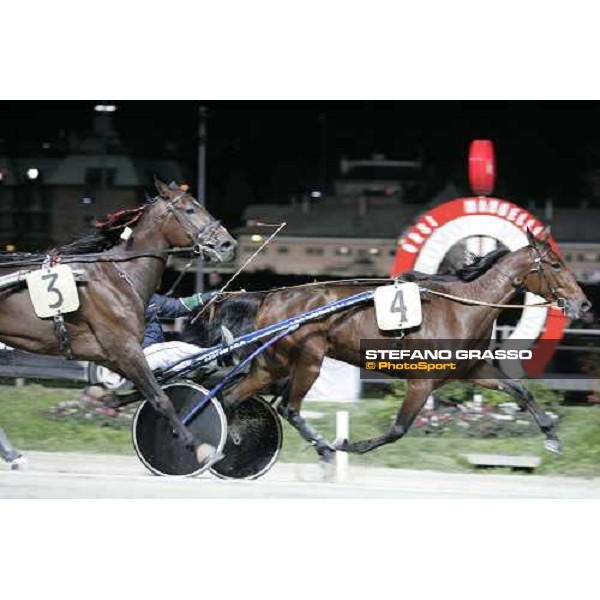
[196,443,216,464]
[334,438,349,452]
[195,444,224,469]
[544,438,562,455]
[8,455,27,471]
[318,446,336,464]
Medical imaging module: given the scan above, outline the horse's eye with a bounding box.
[185,208,195,215]
[551,262,562,271]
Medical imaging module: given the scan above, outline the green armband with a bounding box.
[181,293,204,311]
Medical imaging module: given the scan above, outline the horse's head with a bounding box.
[522,227,591,320]
[153,177,237,262]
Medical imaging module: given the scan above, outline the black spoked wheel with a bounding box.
[210,396,282,480]
[132,381,227,477]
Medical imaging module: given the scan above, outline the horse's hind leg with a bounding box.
[336,379,434,455]
[277,339,337,464]
[468,361,561,453]
[278,392,336,465]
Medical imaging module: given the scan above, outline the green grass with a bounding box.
[2,385,600,476]
[0,385,132,455]
[279,399,600,476]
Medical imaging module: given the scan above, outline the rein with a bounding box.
[411,286,554,310]
[212,276,559,311]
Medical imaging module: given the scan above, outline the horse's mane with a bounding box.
[0,205,149,265]
[452,248,510,281]
[57,206,147,256]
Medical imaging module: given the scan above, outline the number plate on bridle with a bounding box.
[26,265,80,318]
[374,282,422,331]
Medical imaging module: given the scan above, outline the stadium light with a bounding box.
[251,234,264,243]
[26,168,39,180]
[94,104,117,113]
[310,190,322,199]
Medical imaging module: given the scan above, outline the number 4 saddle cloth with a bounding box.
[374,282,422,331]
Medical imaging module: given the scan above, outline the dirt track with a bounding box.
[1,451,599,498]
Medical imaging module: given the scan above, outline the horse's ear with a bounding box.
[526,227,538,248]
[154,176,170,199]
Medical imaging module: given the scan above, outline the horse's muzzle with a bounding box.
[204,238,237,262]
[565,298,592,320]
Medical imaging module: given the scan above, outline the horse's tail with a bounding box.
[182,292,267,353]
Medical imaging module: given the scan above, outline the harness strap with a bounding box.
[53,315,74,360]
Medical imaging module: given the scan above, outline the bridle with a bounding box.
[151,193,226,257]
[496,245,566,309]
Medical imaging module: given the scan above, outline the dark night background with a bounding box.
[1,101,599,225]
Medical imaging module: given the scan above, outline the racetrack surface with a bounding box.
[1,451,599,498]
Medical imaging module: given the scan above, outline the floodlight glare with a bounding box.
[26,168,39,180]
[94,104,117,113]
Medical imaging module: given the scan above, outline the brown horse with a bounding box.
[186,227,590,462]
[0,178,236,452]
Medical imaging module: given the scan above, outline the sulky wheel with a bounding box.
[210,396,282,480]
[132,381,227,477]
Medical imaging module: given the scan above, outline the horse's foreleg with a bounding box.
[468,361,561,453]
[112,346,195,448]
[336,379,434,455]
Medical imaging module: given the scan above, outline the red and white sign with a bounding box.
[391,197,567,376]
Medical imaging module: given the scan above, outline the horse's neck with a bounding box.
[473,254,522,304]
[112,215,168,304]
[449,250,528,333]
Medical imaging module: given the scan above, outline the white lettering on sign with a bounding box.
[465,200,477,213]
[401,242,418,253]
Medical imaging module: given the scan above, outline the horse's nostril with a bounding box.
[221,239,237,251]
[581,300,592,313]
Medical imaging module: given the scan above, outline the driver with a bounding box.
[97,290,216,390]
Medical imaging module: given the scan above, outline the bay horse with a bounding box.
[0,178,236,454]
[185,228,590,463]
